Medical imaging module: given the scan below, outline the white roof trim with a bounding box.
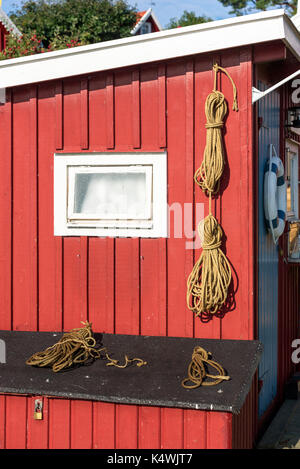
[0,9,298,90]
[150,10,163,32]
[0,7,21,37]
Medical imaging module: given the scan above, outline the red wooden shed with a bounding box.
[0,9,299,450]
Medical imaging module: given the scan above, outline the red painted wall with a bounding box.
[0,47,255,448]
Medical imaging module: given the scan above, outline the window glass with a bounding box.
[73,172,147,219]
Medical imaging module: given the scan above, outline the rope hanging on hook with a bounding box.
[187,64,238,318]
[194,64,238,195]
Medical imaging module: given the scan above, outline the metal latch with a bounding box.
[34,398,43,420]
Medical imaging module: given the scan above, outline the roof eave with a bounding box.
[0,9,297,91]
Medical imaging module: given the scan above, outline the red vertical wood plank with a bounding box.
[63,237,88,331]
[5,396,27,449]
[93,402,115,449]
[116,405,138,449]
[63,78,81,150]
[207,412,232,449]
[27,396,49,449]
[167,60,193,338]
[140,66,159,150]
[38,83,63,332]
[140,239,167,336]
[13,86,38,331]
[106,73,115,149]
[184,58,195,338]
[80,78,89,150]
[0,395,5,449]
[184,410,206,449]
[139,406,161,449]
[158,64,167,148]
[71,400,93,449]
[132,69,141,149]
[161,408,184,449]
[49,399,71,449]
[220,48,253,340]
[115,238,139,335]
[55,81,63,150]
[114,71,133,150]
[89,75,107,150]
[0,90,12,330]
[89,238,114,333]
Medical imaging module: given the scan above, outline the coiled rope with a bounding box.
[187,64,238,317]
[194,64,238,195]
[181,346,230,389]
[26,321,147,372]
[187,215,232,316]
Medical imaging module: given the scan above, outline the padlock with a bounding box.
[34,399,43,420]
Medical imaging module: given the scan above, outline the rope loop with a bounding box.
[213,63,238,112]
[181,346,230,389]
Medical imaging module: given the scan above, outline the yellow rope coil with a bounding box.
[26,321,147,373]
[187,215,232,316]
[194,90,227,195]
[182,346,230,389]
[194,64,238,195]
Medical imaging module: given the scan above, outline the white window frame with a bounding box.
[54,152,168,238]
[285,140,299,221]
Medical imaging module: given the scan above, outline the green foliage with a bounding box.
[218,0,297,16]
[9,0,137,48]
[167,10,212,29]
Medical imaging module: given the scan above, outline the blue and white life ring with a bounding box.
[264,144,287,245]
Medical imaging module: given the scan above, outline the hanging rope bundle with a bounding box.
[194,90,227,195]
[26,321,147,372]
[194,64,238,195]
[187,214,232,316]
[187,64,238,318]
[181,346,230,389]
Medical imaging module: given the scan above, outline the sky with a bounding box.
[1,0,235,27]
[0,0,287,28]
[127,1,235,26]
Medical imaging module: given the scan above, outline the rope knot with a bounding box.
[205,121,223,130]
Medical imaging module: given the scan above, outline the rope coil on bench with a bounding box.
[182,346,230,389]
[26,321,147,372]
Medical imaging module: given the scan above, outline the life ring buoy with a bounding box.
[264,144,287,245]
